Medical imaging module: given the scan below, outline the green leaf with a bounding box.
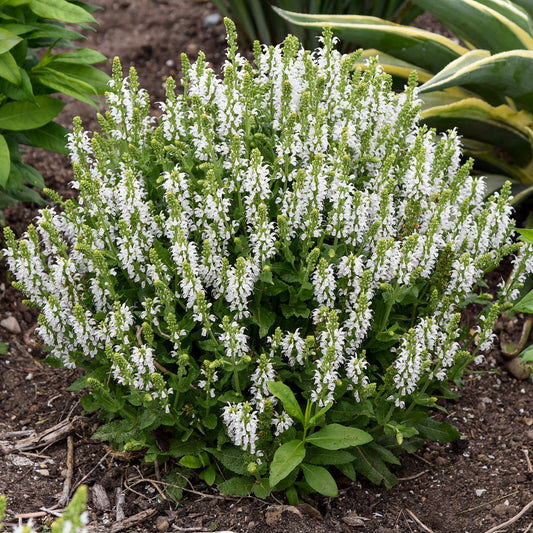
[0,28,22,54]
[272,7,467,73]
[421,50,533,111]
[301,463,338,497]
[251,305,276,338]
[336,461,357,481]
[29,0,97,24]
[0,51,21,85]
[0,342,8,354]
[413,0,533,52]
[306,424,373,450]
[206,445,248,475]
[520,345,533,362]
[199,464,217,486]
[252,478,270,499]
[165,469,188,500]
[218,476,254,496]
[266,381,304,424]
[269,439,305,487]
[13,161,45,189]
[415,418,460,443]
[514,289,533,313]
[92,419,134,442]
[0,96,64,130]
[50,48,107,64]
[179,455,203,469]
[306,448,355,466]
[0,134,10,188]
[352,446,398,488]
[22,122,69,154]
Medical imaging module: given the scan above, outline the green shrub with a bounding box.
[276,0,533,188]
[0,0,108,226]
[210,0,423,48]
[4,21,532,499]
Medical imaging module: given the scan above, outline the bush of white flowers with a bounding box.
[4,19,533,499]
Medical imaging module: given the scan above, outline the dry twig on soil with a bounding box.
[405,509,436,533]
[109,508,158,533]
[483,499,533,533]
[57,434,74,506]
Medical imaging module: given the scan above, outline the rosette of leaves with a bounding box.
[209,0,423,48]
[4,20,532,499]
[275,0,533,191]
[0,0,109,226]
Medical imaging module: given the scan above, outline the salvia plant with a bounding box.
[275,0,533,189]
[0,486,87,533]
[4,20,533,499]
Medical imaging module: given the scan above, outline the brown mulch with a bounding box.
[2,2,533,532]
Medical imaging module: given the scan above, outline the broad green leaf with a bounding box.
[92,419,134,442]
[0,342,8,355]
[46,62,110,93]
[0,28,22,54]
[206,445,248,475]
[514,0,533,21]
[23,21,84,41]
[272,7,467,73]
[251,305,276,338]
[267,381,304,423]
[514,289,533,313]
[29,0,97,24]
[0,68,33,101]
[415,418,461,443]
[421,99,533,177]
[218,476,254,496]
[23,122,69,154]
[50,48,107,64]
[352,446,398,488]
[306,424,373,450]
[336,461,357,481]
[413,0,533,51]
[0,134,10,188]
[306,448,355,465]
[199,464,216,486]
[269,439,305,487]
[517,228,533,242]
[252,478,270,499]
[0,95,64,130]
[31,70,99,107]
[12,161,45,188]
[421,51,533,111]
[301,463,338,497]
[179,455,203,469]
[366,441,402,466]
[0,51,21,85]
[520,345,533,362]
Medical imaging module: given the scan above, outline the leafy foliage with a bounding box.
[210,0,423,48]
[4,21,531,499]
[0,0,108,225]
[275,0,533,188]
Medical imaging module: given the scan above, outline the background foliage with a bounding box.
[209,0,423,48]
[0,0,108,226]
[276,0,533,193]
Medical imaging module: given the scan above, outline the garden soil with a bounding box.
[2,2,533,532]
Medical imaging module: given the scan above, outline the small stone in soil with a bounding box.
[203,13,221,27]
[0,316,21,334]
